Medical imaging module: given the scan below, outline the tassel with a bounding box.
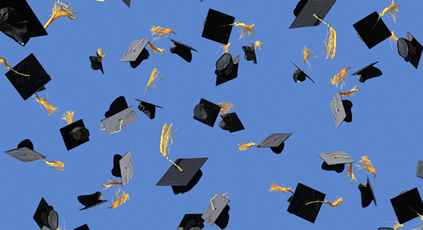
[227,22,255,40]
[306,197,343,207]
[390,31,399,43]
[44,0,77,29]
[238,142,258,151]
[380,0,400,23]
[347,163,356,183]
[340,86,360,97]
[330,67,351,89]
[102,180,122,189]
[217,43,231,54]
[302,46,316,69]
[61,111,74,125]
[108,189,130,209]
[97,48,105,60]
[151,26,176,40]
[35,93,58,115]
[254,40,263,50]
[392,221,404,230]
[144,68,163,99]
[357,155,377,178]
[44,159,65,171]
[218,103,233,117]
[160,123,183,172]
[148,42,165,55]
[0,57,30,77]
[312,14,336,59]
[269,182,293,193]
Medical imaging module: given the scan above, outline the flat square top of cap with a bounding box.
[318,151,354,165]
[216,55,239,86]
[101,106,138,134]
[353,11,391,49]
[74,224,89,230]
[290,0,337,29]
[330,91,346,129]
[202,8,234,44]
[416,160,423,178]
[120,39,150,62]
[169,38,197,51]
[351,61,379,76]
[5,147,45,163]
[119,150,134,186]
[33,197,50,229]
[202,193,230,225]
[156,158,208,186]
[391,188,423,224]
[221,113,245,133]
[258,133,292,148]
[193,98,221,127]
[287,183,326,223]
[122,0,130,7]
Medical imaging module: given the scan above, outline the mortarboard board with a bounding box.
[5,139,46,163]
[135,99,162,119]
[120,39,150,69]
[258,133,292,154]
[202,9,234,44]
[74,224,89,230]
[193,98,221,127]
[101,96,138,134]
[89,51,104,74]
[391,188,423,224]
[169,38,197,63]
[290,61,315,83]
[378,228,394,230]
[318,151,353,173]
[351,61,382,83]
[218,113,245,133]
[110,150,134,186]
[5,53,50,100]
[60,119,90,151]
[156,157,208,194]
[77,191,109,211]
[33,197,58,230]
[0,0,47,46]
[242,42,257,64]
[122,0,130,7]
[290,0,337,29]
[287,183,326,223]
[215,54,239,86]
[416,160,423,179]
[358,176,376,208]
[202,193,230,229]
[177,214,205,230]
[397,32,422,69]
[330,91,353,128]
[353,11,391,49]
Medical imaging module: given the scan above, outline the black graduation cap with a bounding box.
[242,42,257,64]
[215,54,239,86]
[287,183,326,223]
[416,160,423,179]
[74,224,89,230]
[353,11,391,49]
[33,197,59,230]
[110,150,134,187]
[89,51,104,74]
[77,191,109,211]
[257,133,292,154]
[169,38,197,63]
[60,119,90,151]
[0,0,47,46]
[101,96,138,134]
[177,214,205,230]
[5,139,45,163]
[5,53,50,100]
[378,228,394,230]
[202,8,234,44]
[397,32,422,69]
[351,61,382,83]
[358,176,377,208]
[391,188,423,224]
[120,39,150,69]
[122,0,130,7]
[218,113,245,133]
[202,193,230,229]
[290,61,315,83]
[193,98,221,127]
[156,157,208,195]
[135,99,162,119]
[330,91,353,128]
[318,151,354,173]
[290,0,337,29]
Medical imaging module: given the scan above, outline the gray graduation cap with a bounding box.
[353,11,391,49]
[416,160,423,179]
[5,139,45,163]
[391,188,423,224]
[397,32,422,69]
[290,0,337,29]
[290,61,315,83]
[110,150,134,186]
[358,176,376,208]
[318,151,353,173]
[330,91,353,128]
[202,8,234,44]
[351,61,382,83]
[101,96,138,134]
[120,39,150,69]
[202,193,230,229]
[257,133,292,154]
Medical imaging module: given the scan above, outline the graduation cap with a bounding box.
[33,197,58,230]
[416,160,423,179]
[156,157,208,195]
[239,133,292,154]
[0,0,47,46]
[110,150,134,187]
[5,139,45,163]
[242,42,257,64]
[202,9,234,44]
[351,61,382,83]
[202,193,230,229]
[122,0,130,7]
[218,113,245,133]
[5,53,50,100]
[397,32,422,69]
[287,183,326,223]
[120,39,150,69]
[290,0,337,29]
[193,98,221,127]
[391,188,423,224]
[89,48,104,74]
[330,91,353,128]
[101,96,138,134]
[353,11,391,49]
[215,54,239,86]
[318,151,354,173]
[135,99,162,119]
[177,214,205,230]
[59,111,89,150]
[290,61,315,83]
[358,176,376,208]
[74,224,89,230]
[169,38,197,63]
[77,191,109,211]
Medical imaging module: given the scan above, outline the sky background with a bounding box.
[1,0,423,229]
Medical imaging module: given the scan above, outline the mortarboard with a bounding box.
[358,176,376,208]
[77,191,109,211]
[397,32,422,69]
[135,99,162,119]
[318,151,353,173]
[202,9,234,44]
[60,114,90,150]
[5,53,50,100]
[353,11,391,49]
[193,98,221,127]
[330,91,353,128]
[258,133,292,154]
[215,54,239,86]
[120,39,150,69]
[177,214,205,230]
[218,113,245,133]
[287,183,325,223]
[0,0,47,46]
[202,193,230,229]
[290,61,315,83]
[169,38,197,63]
[156,157,208,194]
[33,197,58,230]
[122,0,130,7]
[5,139,45,163]
[242,42,257,64]
[101,96,138,134]
[351,61,382,83]
[74,224,89,230]
[89,48,104,74]
[391,188,423,224]
[416,160,423,179]
[110,150,134,186]
[290,0,337,29]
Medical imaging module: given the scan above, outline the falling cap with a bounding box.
[416,160,423,179]
[397,32,422,69]
[122,0,130,7]
[177,214,205,230]
[135,99,162,119]
[33,197,58,230]
[74,224,89,230]
[351,61,382,83]
[353,11,391,49]
[169,38,197,63]
[5,139,46,163]
[358,176,377,208]
[120,39,150,69]
[391,188,423,224]
[218,113,245,133]
[318,151,353,173]
[258,133,292,154]
[110,150,134,186]
[202,8,234,44]
[330,91,353,128]
[77,191,109,211]
[290,61,315,83]
[89,52,104,74]
[202,193,230,229]
[216,54,239,86]
[287,183,326,223]
[242,42,257,64]
[290,0,337,29]
[101,96,138,134]
[60,119,90,151]
[193,98,221,127]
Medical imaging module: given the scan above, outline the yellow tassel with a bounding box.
[390,31,399,43]
[306,197,343,207]
[330,67,351,89]
[347,163,356,183]
[238,142,258,151]
[231,22,255,40]
[144,68,163,99]
[218,43,231,54]
[218,103,233,117]
[392,221,404,230]
[148,42,165,55]
[302,46,316,68]
[151,26,176,40]
[358,155,377,178]
[108,189,130,209]
[102,180,122,189]
[0,57,30,77]
[97,48,105,60]
[312,14,336,59]
[160,123,183,172]
[61,111,74,125]
[380,0,400,22]
[254,40,263,50]
[44,159,65,171]
[35,93,58,115]
[340,86,360,97]
[44,0,78,29]
[269,182,293,193]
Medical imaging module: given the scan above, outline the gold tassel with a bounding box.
[217,43,231,54]
[44,159,65,171]
[238,142,258,151]
[102,180,122,189]
[358,155,377,178]
[269,182,293,193]
[148,42,165,55]
[226,22,255,40]
[306,197,343,207]
[330,67,351,89]
[44,0,77,29]
[392,221,404,230]
[160,123,183,172]
[35,93,58,115]
[0,57,30,77]
[380,0,400,22]
[254,40,263,50]
[108,189,130,209]
[312,14,336,59]
[347,163,356,183]
[61,111,74,125]
[302,46,316,69]
[340,86,360,97]
[151,26,176,40]
[218,103,233,117]
[390,31,399,43]
[144,68,163,99]
[97,48,105,60]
